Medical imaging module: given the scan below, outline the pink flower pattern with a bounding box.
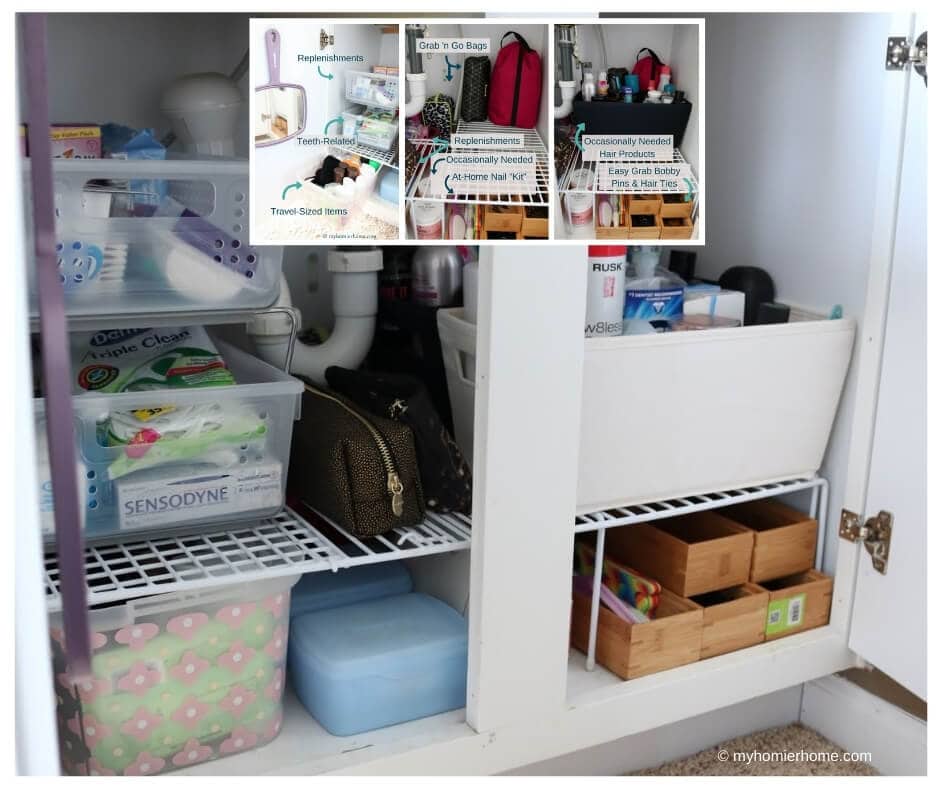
[172,738,214,768]
[59,673,110,703]
[219,685,256,718]
[262,710,284,742]
[53,599,291,774]
[218,641,255,674]
[120,707,163,742]
[167,611,209,640]
[265,668,285,701]
[264,625,287,660]
[123,751,166,776]
[170,650,209,685]
[117,661,162,696]
[67,713,111,748]
[115,622,159,650]
[171,695,210,729]
[216,602,257,629]
[87,758,115,777]
[263,592,287,619]
[219,726,258,755]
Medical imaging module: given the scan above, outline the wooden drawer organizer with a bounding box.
[691,583,769,658]
[606,512,754,597]
[759,569,833,640]
[483,204,523,234]
[521,206,549,238]
[571,586,703,680]
[724,499,819,583]
[660,193,694,218]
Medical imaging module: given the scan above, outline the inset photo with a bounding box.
[249,19,400,243]
[403,23,551,241]
[553,20,703,242]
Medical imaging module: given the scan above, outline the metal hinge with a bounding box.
[886,32,927,85]
[320,29,335,50]
[839,509,893,574]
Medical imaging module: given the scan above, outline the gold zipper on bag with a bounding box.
[305,384,405,517]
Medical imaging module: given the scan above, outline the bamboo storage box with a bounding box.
[724,499,818,583]
[759,570,833,640]
[628,194,662,214]
[483,205,523,233]
[660,215,694,240]
[570,587,703,680]
[660,193,694,218]
[691,583,769,658]
[627,211,663,240]
[521,207,549,238]
[606,512,754,597]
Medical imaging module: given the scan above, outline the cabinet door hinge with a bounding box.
[839,509,893,574]
[886,32,927,85]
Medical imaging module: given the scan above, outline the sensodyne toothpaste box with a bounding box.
[115,461,282,530]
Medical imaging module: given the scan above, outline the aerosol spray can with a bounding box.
[585,245,627,337]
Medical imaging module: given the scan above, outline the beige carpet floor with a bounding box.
[632,723,879,776]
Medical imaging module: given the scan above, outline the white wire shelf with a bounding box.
[559,144,699,196]
[575,475,829,673]
[574,476,828,534]
[331,140,398,169]
[405,120,551,207]
[44,505,472,611]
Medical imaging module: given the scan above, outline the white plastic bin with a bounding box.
[437,308,477,463]
[355,111,399,152]
[344,70,399,110]
[437,310,855,511]
[35,340,303,542]
[577,318,855,513]
[50,574,299,776]
[24,158,283,317]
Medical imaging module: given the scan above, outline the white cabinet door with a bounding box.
[846,16,926,699]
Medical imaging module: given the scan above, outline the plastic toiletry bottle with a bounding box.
[662,84,676,104]
[585,246,627,338]
[597,71,609,97]
[582,62,596,101]
[623,246,686,334]
[622,86,633,103]
[657,65,672,93]
[646,81,662,103]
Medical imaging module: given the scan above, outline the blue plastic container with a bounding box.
[290,562,412,619]
[289,593,468,736]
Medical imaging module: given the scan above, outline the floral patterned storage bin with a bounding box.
[50,575,299,776]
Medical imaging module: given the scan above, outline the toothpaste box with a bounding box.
[115,460,283,531]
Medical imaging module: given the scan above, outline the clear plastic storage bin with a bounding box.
[24,158,283,318]
[51,575,299,776]
[344,70,399,110]
[35,340,303,543]
[355,110,399,152]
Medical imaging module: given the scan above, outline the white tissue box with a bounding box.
[116,460,282,531]
[684,289,746,323]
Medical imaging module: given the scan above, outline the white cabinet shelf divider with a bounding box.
[575,474,829,671]
[43,506,472,612]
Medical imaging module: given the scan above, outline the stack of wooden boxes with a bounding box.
[571,499,834,680]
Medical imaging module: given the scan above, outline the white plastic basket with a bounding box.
[437,308,477,464]
[35,340,303,543]
[344,70,399,110]
[23,158,283,318]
